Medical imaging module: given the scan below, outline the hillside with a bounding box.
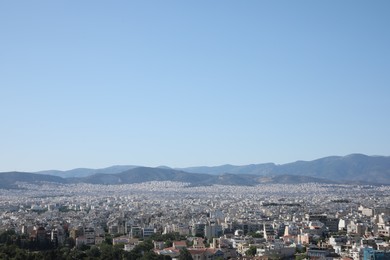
[5,154,390,186]
[0,172,67,189]
[36,165,140,178]
[0,168,342,188]
[180,154,390,184]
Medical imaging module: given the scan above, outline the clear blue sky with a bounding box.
[1,1,389,172]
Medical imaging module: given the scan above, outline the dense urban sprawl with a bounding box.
[0,181,389,259]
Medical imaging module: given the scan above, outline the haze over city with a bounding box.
[1,1,389,172]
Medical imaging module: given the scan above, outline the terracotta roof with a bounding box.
[173,241,187,246]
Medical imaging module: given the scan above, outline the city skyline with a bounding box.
[1,1,390,172]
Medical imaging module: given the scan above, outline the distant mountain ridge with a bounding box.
[175,163,277,175]
[34,154,390,183]
[37,165,140,177]
[179,154,390,183]
[0,168,336,189]
[177,163,276,175]
[0,154,387,188]
[0,172,67,189]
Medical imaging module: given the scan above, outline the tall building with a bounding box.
[142,227,155,238]
[204,221,222,240]
[363,248,390,260]
[84,227,95,245]
[263,223,275,242]
[130,226,142,238]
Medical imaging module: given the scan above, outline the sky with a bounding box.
[1,1,390,172]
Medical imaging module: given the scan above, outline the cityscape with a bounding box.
[0,164,390,259]
[1,1,390,259]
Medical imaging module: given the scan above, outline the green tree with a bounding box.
[178,248,193,260]
[245,245,257,256]
[164,240,173,248]
[295,246,306,254]
[68,248,87,260]
[86,245,101,258]
[99,243,115,260]
[14,248,29,260]
[104,234,113,245]
[60,247,71,259]
[140,251,162,260]
[248,232,263,238]
[295,253,308,260]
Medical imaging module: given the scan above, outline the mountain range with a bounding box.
[1,154,389,188]
[178,154,390,183]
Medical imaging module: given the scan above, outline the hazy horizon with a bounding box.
[1,153,387,173]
